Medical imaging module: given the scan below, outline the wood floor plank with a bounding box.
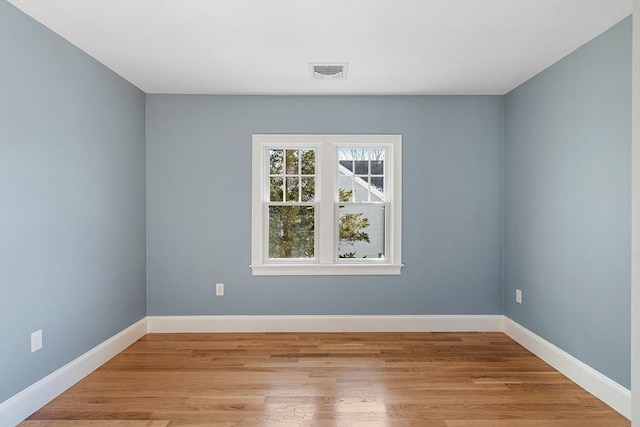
[22,332,629,426]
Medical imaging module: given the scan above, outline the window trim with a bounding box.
[251,134,402,275]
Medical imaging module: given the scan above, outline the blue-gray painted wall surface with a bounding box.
[0,0,147,401]
[146,95,504,316]
[504,17,632,388]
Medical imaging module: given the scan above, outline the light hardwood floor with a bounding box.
[22,332,629,426]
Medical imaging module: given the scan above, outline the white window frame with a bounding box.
[251,134,402,275]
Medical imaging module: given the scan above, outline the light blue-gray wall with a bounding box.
[0,0,147,401]
[504,18,632,388]
[146,95,504,316]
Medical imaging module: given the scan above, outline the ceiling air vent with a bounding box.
[309,63,348,80]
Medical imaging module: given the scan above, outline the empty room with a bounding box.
[1,0,639,426]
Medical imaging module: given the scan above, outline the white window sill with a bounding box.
[250,263,403,276]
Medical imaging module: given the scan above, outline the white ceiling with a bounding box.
[8,0,632,95]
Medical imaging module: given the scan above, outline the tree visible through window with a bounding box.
[338,188,370,258]
[267,148,316,258]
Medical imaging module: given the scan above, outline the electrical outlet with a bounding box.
[515,289,522,304]
[31,329,42,353]
[215,283,224,296]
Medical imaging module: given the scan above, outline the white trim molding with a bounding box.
[503,317,631,420]
[249,263,404,276]
[0,318,147,427]
[147,314,502,333]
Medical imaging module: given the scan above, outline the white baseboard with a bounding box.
[1,315,631,425]
[146,314,503,333]
[0,318,147,427]
[502,317,631,420]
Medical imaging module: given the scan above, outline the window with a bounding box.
[251,134,402,275]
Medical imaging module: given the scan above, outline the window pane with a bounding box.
[269,149,283,175]
[269,206,315,258]
[354,160,368,175]
[286,176,299,202]
[301,177,315,202]
[339,159,353,175]
[270,177,284,201]
[369,149,385,161]
[356,183,371,202]
[338,149,353,161]
[338,205,385,259]
[301,150,315,174]
[371,177,384,192]
[371,160,384,175]
[285,149,299,174]
[338,186,354,203]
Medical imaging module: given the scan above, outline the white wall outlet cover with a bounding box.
[31,329,43,353]
[516,289,522,304]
